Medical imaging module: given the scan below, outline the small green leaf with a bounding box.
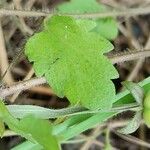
[118,111,142,134]
[0,100,60,150]
[122,81,144,105]
[0,103,34,142]
[76,19,97,31]
[18,115,60,150]
[25,15,118,110]
[94,18,118,40]
[56,0,106,14]
[56,0,118,39]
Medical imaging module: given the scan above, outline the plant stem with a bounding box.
[7,103,140,119]
[54,103,141,141]
[56,112,118,141]
[0,7,150,18]
[108,49,150,64]
[0,77,46,98]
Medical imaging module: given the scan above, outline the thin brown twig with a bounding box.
[0,18,14,85]
[80,126,102,150]
[107,49,150,64]
[127,19,150,82]
[9,68,34,103]
[0,6,150,18]
[127,35,150,81]
[13,0,33,35]
[118,23,148,81]
[113,130,150,149]
[116,21,149,149]
[0,77,46,98]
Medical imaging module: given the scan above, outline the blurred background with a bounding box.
[0,0,150,149]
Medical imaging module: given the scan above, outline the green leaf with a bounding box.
[118,111,142,134]
[18,115,60,150]
[54,112,118,141]
[144,90,150,109]
[76,19,97,31]
[113,77,150,105]
[11,141,43,150]
[94,18,118,40]
[56,0,118,39]
[143,109,150,127]
[56,0,106,14]
[12,112,118,147]
[0,100,60,150]
[7,104,86,119]
[122,81,144,105]
[25,15,118,110]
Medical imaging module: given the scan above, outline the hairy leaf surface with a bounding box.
[25,15,119,110]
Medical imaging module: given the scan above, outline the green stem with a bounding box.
[7,103,141,119]
[55,112,118,141]
[54,102,141,141]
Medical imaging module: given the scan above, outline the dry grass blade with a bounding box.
[1,48,24,84]
[0,18,14,85]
